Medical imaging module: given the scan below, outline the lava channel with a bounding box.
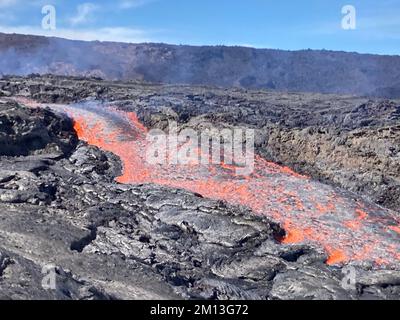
[47,101,400,268]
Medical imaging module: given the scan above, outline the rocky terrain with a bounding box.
[2,75,399,212]
[1,33,400,98]
[0,75,400,300]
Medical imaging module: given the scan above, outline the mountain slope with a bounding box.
[0,32,400,98]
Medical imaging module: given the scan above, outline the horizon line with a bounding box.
[0,31,399,57]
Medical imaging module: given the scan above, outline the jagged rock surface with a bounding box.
[2,75,399,211]
[0,98,400,300]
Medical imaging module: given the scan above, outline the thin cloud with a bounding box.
[0,0,58,7]
[69,3,98,26]
[0,0,17,7]
[0,25,154,43]
[118,0,156,9]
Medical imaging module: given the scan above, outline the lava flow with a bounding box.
[59,102,400,267]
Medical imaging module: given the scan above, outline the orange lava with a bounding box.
[326,248,347,265]
[51,103,400,268]
[281,224,307,244]
[389,226,400,234]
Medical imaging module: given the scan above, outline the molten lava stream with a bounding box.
[62,103,400,268]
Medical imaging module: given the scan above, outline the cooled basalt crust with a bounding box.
[0,76,399,300]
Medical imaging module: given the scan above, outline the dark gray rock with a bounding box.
[0,78,399,300]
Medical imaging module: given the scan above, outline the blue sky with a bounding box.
[0,0,399,55]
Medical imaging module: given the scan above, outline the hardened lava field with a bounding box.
[1,75,400,300]
[60,102,400,268]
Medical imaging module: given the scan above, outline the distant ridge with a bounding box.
[1,32,400,98]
